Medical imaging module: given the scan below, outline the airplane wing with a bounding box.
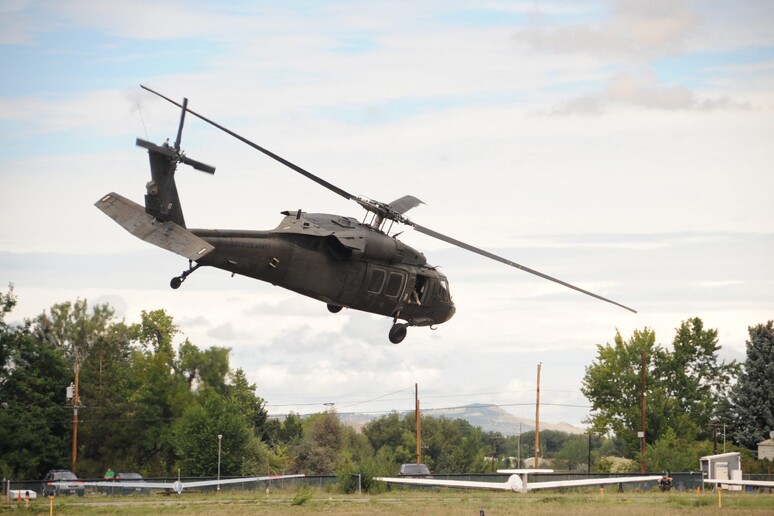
[525,475,661,491]
[57,473,304,495]
[375,472,661,493]
[180,474,305,489]
[705,478,774,488]
[373,475,523,492]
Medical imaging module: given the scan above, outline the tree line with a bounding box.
[1,285,772,485]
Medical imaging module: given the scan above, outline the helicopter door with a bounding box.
[366,267,387,294]
[366,267,406,299]
[410,274,432,305]
[384,271,405,299]
[354,265,407,317]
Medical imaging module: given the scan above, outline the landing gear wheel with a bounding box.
[170,260,202,290]
[389,323,408,344]
[327,304,343,314]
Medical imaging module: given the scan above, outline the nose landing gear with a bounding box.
[389,323,408,344]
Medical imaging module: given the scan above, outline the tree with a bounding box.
[228,368,268,436]
[646,428,712,472]
[581,328,661,457]
[730,321,774,449]
[657,318,739,439]
[0,287,72,478]
[121,310,193,475]
[293,411,345,474]
[173,389,269,476]
[583,322,738,459]
[179,340,231,393]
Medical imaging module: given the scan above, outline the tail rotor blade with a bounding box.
[181,156,216,174]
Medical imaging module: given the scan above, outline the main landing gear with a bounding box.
[389,323,408,344]
[170,260,201,289]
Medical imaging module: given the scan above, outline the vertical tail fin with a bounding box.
[136,96,215,228]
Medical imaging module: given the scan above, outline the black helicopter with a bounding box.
[96,85,635,344]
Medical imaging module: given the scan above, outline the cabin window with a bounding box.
[367,268,386,294]
[385,272,404,298]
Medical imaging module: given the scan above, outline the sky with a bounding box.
[1,0,773,430]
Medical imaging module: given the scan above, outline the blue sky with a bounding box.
[1,0,773,428]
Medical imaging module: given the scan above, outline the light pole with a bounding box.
[217,434,223,492]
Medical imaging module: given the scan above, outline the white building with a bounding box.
[758,439,774,461]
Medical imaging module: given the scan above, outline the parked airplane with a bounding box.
[54,473,304,495]
[704,478,774,490]
[375,469,661,493]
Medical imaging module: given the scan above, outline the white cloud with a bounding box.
[2,0,773,427]
[515,0,697,60]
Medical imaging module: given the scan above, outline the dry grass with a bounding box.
[5,488,773,515]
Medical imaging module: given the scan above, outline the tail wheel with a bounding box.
[389,323,408,344]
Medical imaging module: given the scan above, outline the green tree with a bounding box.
[179,340,231,393]
[77,319,137,476]
[730,321,774,449]
[583,322,738,460]
[645,428,712,472]
[293,411,345,474]
[582,328,660,457]
[657,318,739,439]
[0,288,72,478]
[228,368,268,436]
[122,310,193,475]
[554,434,591,471]
[34,299,115,368]
[173,389,269,476]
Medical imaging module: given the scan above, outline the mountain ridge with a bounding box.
[336,403,585,436]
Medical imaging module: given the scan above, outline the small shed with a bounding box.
[700,452,742,490]
[758,439,774,460]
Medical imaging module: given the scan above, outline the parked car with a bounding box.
[41,470,84,497]
[399,463,432,478]
[110,472,148,495]
[98,472,149,495]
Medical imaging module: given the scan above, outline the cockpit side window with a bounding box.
[438,278,451,301]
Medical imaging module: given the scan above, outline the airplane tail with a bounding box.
[136,97,215,228]
[505,474,524,492]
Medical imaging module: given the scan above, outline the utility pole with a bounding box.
[415,383,421,464]
[72,363,80,473]
[535,362,541,468]
[588,432,592,476]
[217,434,222,492]
[640,349,646,473]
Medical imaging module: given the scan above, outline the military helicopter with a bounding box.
[96,85,635,344]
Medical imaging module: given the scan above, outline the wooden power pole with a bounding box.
[415,383,421,464]
[640,349,646,473]
[72,363,80,473]
[535,362,542,467]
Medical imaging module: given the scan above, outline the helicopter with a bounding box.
[96,85,635,344]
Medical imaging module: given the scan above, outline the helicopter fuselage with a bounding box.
[190,211,455,328]
[101,86,634,344]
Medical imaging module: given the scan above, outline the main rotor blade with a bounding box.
[411,222,637,313]
[140,85,357,202]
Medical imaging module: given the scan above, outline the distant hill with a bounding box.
[337,403,585,436]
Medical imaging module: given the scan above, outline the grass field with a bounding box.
[4,488,773,515]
